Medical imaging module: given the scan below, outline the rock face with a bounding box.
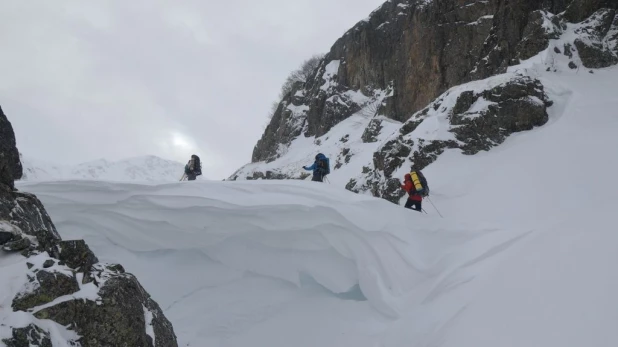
[3,324,53,347]
[12,268,80,311]
[0,108,178,347]
[0,106,23,188]
[347,74,552,203]
[573,9,618,68]
[251,0,584,164]
[362,119,384,143]
[235,0,618,205]
[34,264,177,347]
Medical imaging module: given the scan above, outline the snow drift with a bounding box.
[17,178,532,346]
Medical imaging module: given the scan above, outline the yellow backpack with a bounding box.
[410,170,429,196]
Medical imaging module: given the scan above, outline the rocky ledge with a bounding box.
[0,106,178,347]
[346,73,552,204]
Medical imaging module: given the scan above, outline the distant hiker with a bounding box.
[401,165,429,212]
[303,153,330,182]
[184,154,202,181]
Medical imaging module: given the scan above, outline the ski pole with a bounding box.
[324,176,331,184]
[427,196,444,218]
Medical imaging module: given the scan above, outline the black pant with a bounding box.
[186,174,196,181]
[405,199,422,212]
[312,173,323,182]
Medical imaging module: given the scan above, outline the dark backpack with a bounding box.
[316,154,330,175]
[185,155,202,176]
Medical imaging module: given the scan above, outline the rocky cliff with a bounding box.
[231,0,618,204]
[0,107,22,189]
[0,107,178,346]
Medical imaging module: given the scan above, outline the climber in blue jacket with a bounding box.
[303,153,330,182]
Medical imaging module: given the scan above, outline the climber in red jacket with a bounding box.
[401,165,429,212]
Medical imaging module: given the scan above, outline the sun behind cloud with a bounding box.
[172,132,193,150]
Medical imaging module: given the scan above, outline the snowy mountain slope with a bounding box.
[19,155,191,182]
[231,7,618,206]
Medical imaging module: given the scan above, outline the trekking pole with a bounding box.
[427,196,444,218]
[421,208,428,214]
[179,173,186,181]
[324,176,331,184]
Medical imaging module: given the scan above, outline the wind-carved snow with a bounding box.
[18,179,536,346]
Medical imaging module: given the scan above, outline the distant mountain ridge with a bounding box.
[19,154,190,182]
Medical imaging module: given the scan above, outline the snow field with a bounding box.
[18,179,529,346]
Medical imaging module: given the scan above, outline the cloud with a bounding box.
[0,0,384,179]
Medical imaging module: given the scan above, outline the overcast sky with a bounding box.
[0,0,384,179]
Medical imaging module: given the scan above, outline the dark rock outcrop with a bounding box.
[0,106,22,188]
[0,230,14,244]
[347,74,551,203]
[55,239,99,272]
[2,324,56,347]
[450,76,551,155]
[2,235,31,252]
[564,0,618,22]
[34,264,177,347]
[573,9,618,68]
[410,139,461,171]
[516,10,562,61]
[0,190,60,240]
[362,119,383,143]
[13,269,80,311]
[0,107,178,347]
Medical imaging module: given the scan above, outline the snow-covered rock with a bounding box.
[1,108,178,346]
[231,4,618,207]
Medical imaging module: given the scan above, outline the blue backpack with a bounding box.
[315,153,330,175]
